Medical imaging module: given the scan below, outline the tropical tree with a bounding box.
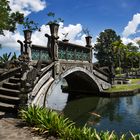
[127,52,138,70]
[112,41,128,73]
[0,0,24,35]
[126,43,139,69]
[94,29,121,67]
[136,40,140,48]
[127,42,139,53]
[135,52,140,68]
[0,53,11,63]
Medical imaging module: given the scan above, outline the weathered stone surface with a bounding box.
[31,71,52,97]
[0,112,47,140]
[31,77,54,106]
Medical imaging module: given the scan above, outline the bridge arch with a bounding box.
[60,67,102,93]
[45,67,103,110]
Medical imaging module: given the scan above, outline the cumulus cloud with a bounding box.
[0,23,92,53]
[31,23,87,46]
[9,0,46,16]
[0,31,24,50]
[121,37,139,47]
[122,13,140,37]
[58,23,87,45]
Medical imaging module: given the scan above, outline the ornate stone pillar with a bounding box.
[23,30,32,60]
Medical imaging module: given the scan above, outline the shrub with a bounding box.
[19,105,140,140]
[19,105,74,137]
[115,67,123,75]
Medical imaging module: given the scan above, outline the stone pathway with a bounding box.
[0,112,56,140]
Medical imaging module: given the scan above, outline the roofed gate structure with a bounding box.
[0,25,111,112]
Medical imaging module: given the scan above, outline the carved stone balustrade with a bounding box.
[57,41,91,62]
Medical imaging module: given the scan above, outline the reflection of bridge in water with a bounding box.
[0,27,111,112]
[63,96,111,126]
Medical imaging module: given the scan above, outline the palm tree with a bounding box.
[135,52,140,68]
[112,41,127,74]
[0,53,12,63]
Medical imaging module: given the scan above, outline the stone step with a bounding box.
[0,102,17,112]
[3,82,21,90]
[0,94,20,105]
[9,77,21,83]
[0,87,20,97]
[14,72,22,78]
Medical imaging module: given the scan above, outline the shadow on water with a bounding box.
[63,95,100,126]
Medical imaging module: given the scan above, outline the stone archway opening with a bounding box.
[62,71,100,100]
[45,67,102,111]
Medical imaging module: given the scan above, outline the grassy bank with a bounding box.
[106,78,140,93]
[19,106,140,140]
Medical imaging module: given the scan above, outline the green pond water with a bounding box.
[46,81,140,134]
[64,95,140,135]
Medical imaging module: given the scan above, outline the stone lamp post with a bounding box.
[23,30,32,60]
[85,36,92,48]
[23,30,32,44]
[49,23,59,38]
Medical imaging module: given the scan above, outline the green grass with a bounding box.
[19,105,140,140]
[130,78,140,84]
[106,78,140,92]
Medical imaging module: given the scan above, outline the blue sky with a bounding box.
[29,0,140,36]
[0,0,140,56]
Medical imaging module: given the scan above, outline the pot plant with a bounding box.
[83,27,92,47]
[46,12,64,38]
[22,18,39,43]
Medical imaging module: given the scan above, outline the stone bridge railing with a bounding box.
[30,37,109,84]
[57,41,91,62]
[92,65,109,83]
[31,45,51,62]
[31,41,92,63]
[55,61,110,83]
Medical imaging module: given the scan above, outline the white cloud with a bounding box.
[58,23,87,45]
[31,23,93,46]
[122,13,140,37]
[0,23,93,52]
[121,37,139,47]
[31,25,50,46]
[9,0,46,16]
[0,31,24,50]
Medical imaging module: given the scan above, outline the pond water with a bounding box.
[64,95,140,135]
[46,81,140,135]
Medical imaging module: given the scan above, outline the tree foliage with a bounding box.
[22,18,39,31]
[94,29,121,67]
[110,40,140,72]
[112,41,128,69]
[94,29,140,74]
[0,0,24,35]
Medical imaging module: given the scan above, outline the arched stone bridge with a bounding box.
[0,32,111,112]
[28,34,111,108]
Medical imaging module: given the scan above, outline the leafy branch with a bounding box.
[46,12,64,25]
[22,18,39,31]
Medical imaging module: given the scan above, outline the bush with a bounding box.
[19,106,74,137]
[115,67,123,75]
[19,105,140,140]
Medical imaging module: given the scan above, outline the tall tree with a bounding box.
[137,40,140,48]
[112,41,127,70]
[94,29,121,67]
[127,43,139,52]
[0,0,24,35]
[136,52,140,68]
